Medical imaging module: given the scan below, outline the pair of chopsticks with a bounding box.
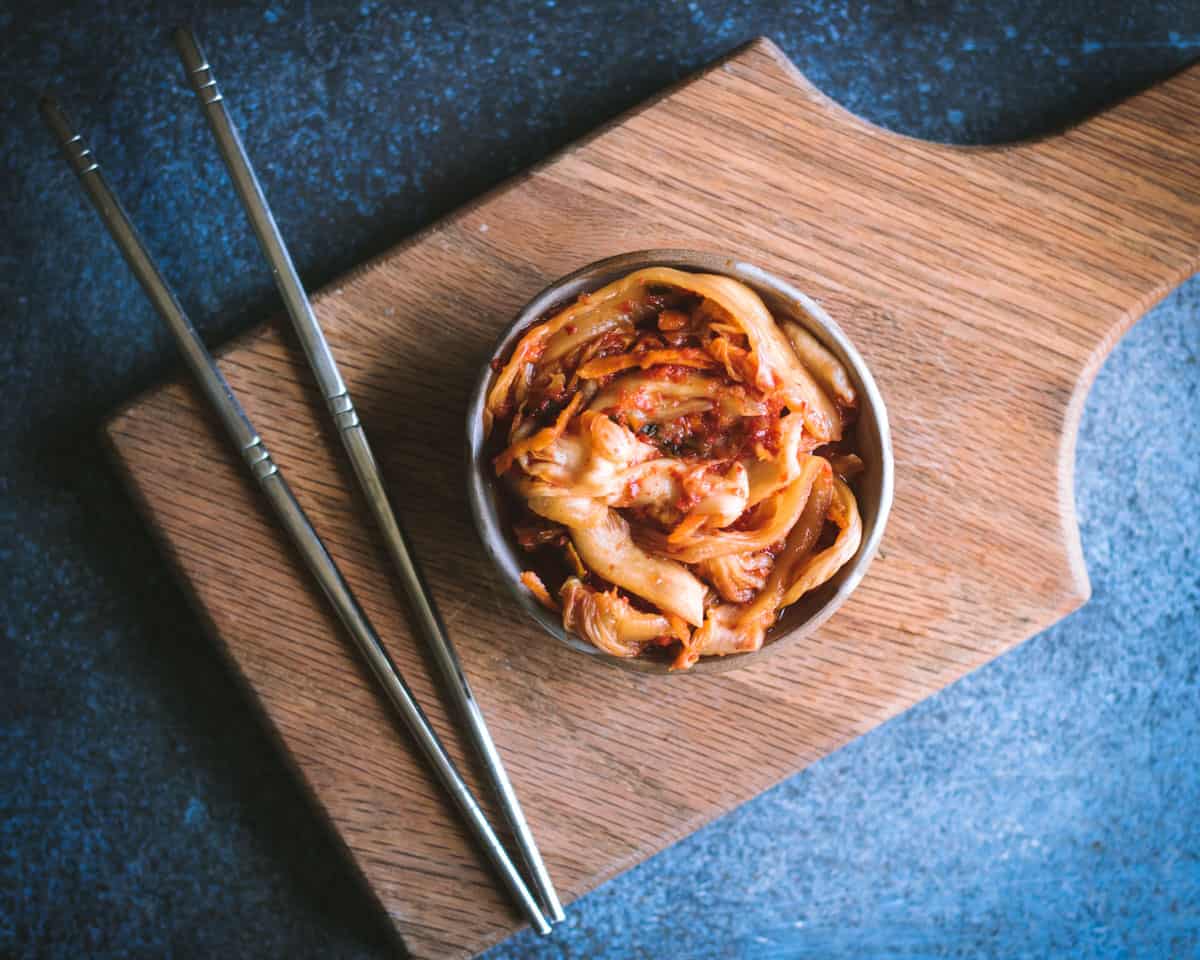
[42,27,563,935]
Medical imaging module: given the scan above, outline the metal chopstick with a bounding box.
[171,27,566,924]
[39,96,552,938]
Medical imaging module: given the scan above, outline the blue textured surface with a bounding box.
[3,2,1199,957]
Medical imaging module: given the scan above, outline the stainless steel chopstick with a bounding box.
[39,95,551,938]
[171,27,566,925]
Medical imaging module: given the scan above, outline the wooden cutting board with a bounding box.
[105,39,1200,959]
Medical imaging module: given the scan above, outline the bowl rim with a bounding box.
[466,249,894,675]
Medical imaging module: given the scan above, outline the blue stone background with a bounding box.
[3,1,1198,956]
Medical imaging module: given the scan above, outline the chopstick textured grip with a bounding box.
[241,436,279,479]
[178,38,224,104]
[327,392,360,431]
[40,99,100,178]
[61,134,99,176]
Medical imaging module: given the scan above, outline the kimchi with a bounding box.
[485,267,863,670]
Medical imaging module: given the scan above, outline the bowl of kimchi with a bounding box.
[467,250,893,673]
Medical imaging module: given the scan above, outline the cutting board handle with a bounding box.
[745,38,1200,623]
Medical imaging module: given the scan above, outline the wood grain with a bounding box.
[105,39,1200,959]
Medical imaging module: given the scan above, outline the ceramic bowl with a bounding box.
[466,250,894,674]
